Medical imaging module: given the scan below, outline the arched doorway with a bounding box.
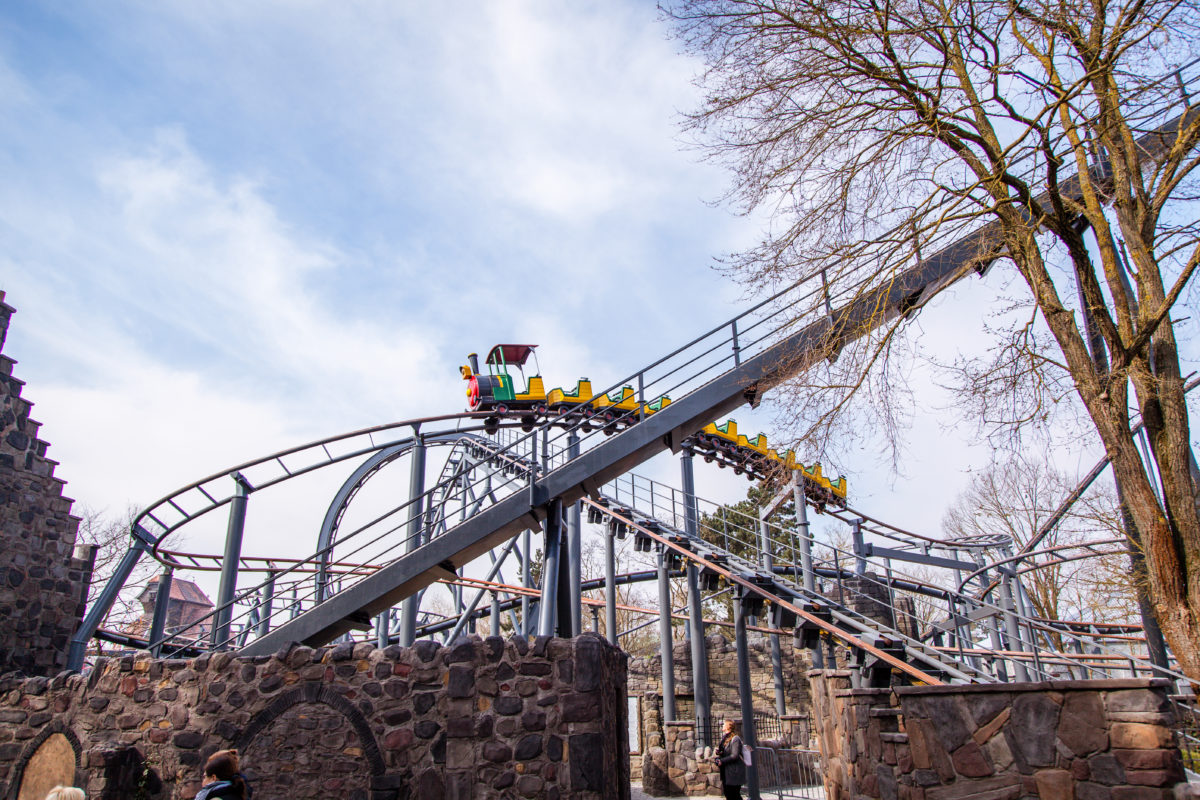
[237,685,386,800]
[8,725,82,800]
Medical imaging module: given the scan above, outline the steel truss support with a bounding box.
[447,535,521,643]
[567,432,582,637]
[68,525,154,671]
[212,472,253,649]
[681,451,712,737]
[758,504,786,717]
[791,479,822,668]
[605,520,618,646]
[734,586,762,800]
[657,546,677,722]
[399,435,426,646]
[147,565,174,659]
[538,498,566,637]
[258,569,277,641]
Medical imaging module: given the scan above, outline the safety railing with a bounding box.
[602,470,1191,686]
[756,748,824,800]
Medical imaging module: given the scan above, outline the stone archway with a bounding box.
[7,723,82,800]
[236,684,386,800]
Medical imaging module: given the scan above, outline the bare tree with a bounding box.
[942,458,1138,642]
[663,0,1200,680]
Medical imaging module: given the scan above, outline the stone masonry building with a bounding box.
[0,292,95,677]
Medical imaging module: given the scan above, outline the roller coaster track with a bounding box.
[72,91,1200,687]
[235,100,1198,660]
[124,418,1186,688]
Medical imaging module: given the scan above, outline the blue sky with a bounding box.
[0,2,1141,580]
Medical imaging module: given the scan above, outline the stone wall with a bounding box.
[641,721,722,797]
[0,633,630,800]
[0,292,95,677]
[810,670,1189,800]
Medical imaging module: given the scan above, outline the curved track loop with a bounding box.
[139,411,500,565]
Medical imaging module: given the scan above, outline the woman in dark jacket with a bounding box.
[714,719,746,800]
[195,749,251,800]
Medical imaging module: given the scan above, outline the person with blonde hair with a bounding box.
[44,788,85,800]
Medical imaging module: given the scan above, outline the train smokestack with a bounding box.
[468,352,479,374]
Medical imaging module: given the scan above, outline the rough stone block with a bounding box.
[1105,690,1171,714]
[1034,768,1075,800]
[1110,723,1173,750]
[1059,692,1108,756]
[1006,693,1061,769]
[951,741,994,778]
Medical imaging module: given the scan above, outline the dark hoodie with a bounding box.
[194,775,252,800]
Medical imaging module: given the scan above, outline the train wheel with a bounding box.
[485,417,499,435]
[521,416,536,432]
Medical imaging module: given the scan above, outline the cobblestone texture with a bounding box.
[0,634,630,799]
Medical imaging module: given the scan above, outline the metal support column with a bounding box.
[998,562,1030,682]
[147,565,174,658]
[605,522,618,646]
[978,564,1008,681]
[556,505,573,638]
[792,478,822,667]
[522,528,532,635]
[567,431,582,637]
[850,518,866,576]
[734,588,761,800]
[759,516,786,717]
[257,569,276,640]
[212,472,252,650]
[399,434,426,646]
[69,529,152,670]
[376,608,390,648]
[491,591,502,637]
[657,547,677,722]
[681,450,712,739]
[538,499,564,637]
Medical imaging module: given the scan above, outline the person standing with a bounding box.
[714,719,746,800]
[195,750,251,800]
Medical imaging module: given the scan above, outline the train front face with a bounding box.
[463,367,515,412]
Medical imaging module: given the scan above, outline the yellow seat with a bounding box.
[515,376,546,402]
[708,419,737,444]
[801,462,832,491]
[592,386,637,412]
[548,379,593,406]
[742,433,768,456]
[643,396,671,415]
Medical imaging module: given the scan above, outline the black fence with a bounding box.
[697,712,800,748]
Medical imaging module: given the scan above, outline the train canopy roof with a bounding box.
[486,344,537,367]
